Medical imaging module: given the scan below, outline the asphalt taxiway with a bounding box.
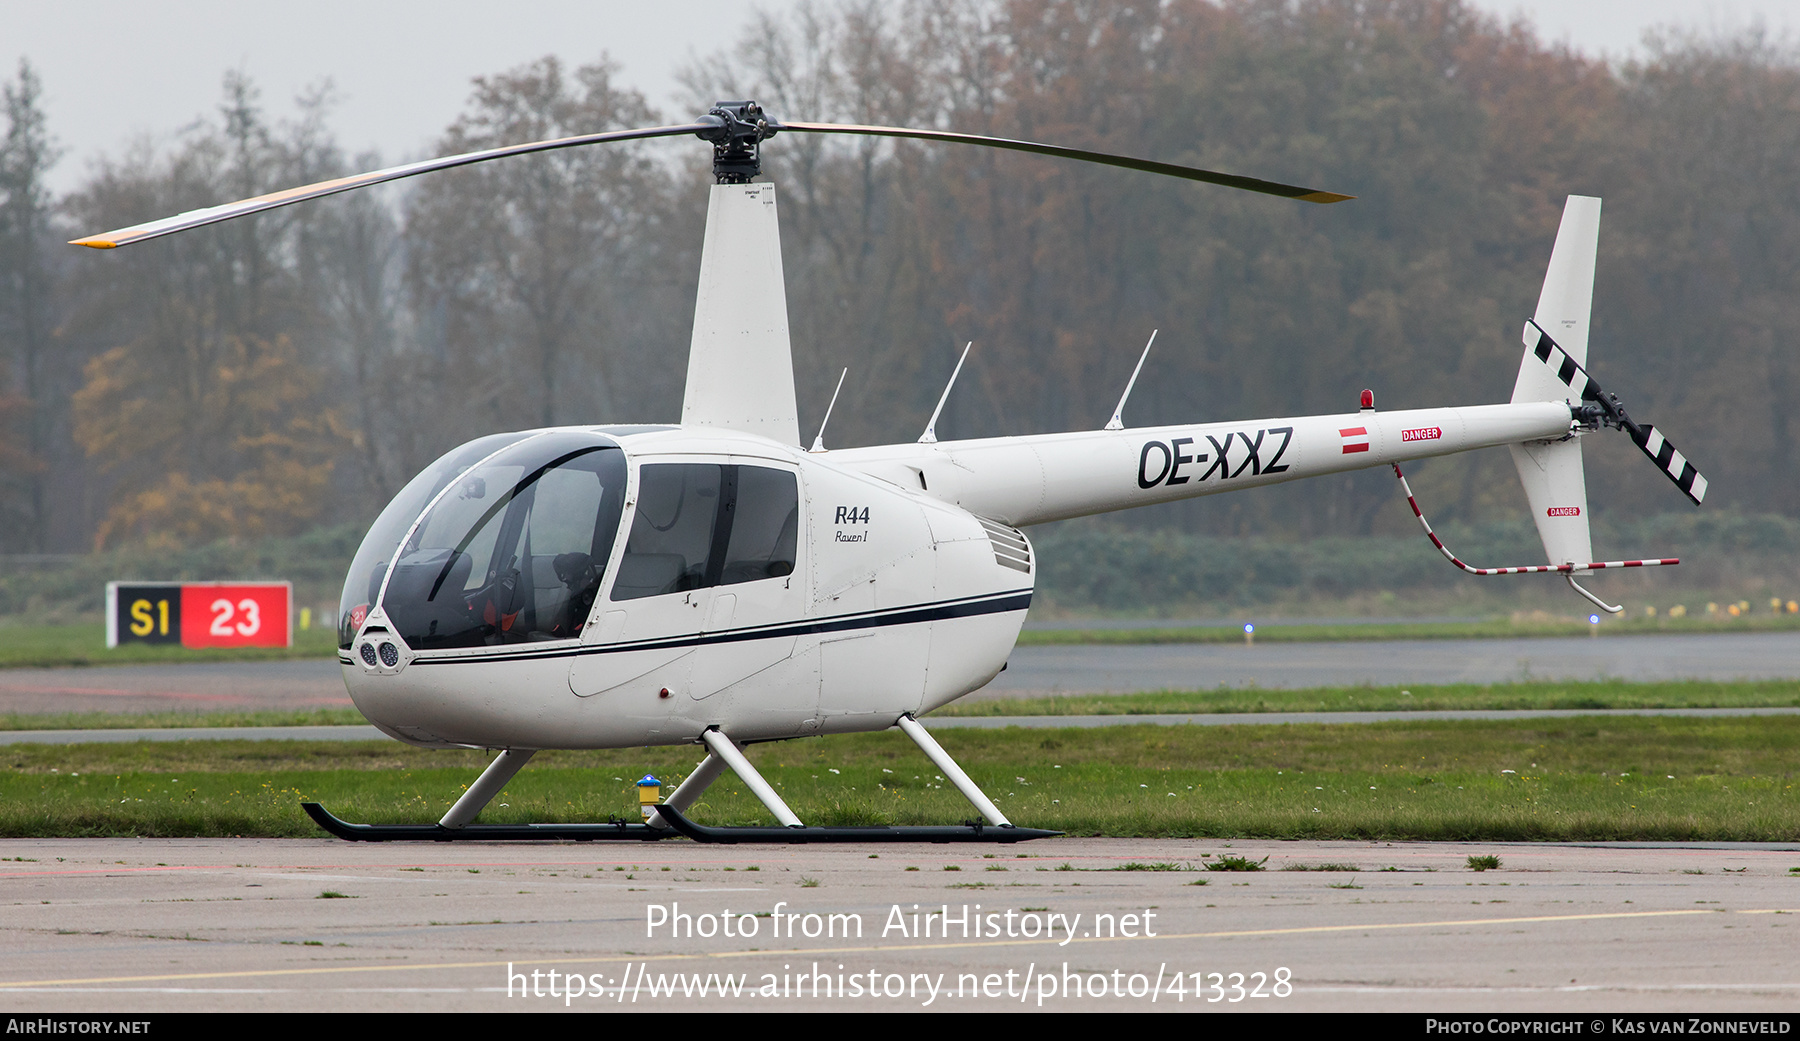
[0,837,1795,1012]
[980,630,1800,698]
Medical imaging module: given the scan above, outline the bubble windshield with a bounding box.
[377,431,628,650]
[338,431,534,649]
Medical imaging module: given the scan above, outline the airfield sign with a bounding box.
[105,581,292,649]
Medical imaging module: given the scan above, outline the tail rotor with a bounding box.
[1522,319,1708,506]
[1402,194,1705,613]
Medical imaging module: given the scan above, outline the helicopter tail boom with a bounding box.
[834,400,1573,528]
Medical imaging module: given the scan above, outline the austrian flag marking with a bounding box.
[1339,426,1370,454]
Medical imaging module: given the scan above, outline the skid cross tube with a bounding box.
[700,727,804,827]
[631,722,1058,842]
[440,748,535,829]
[648,749,732,830]
[895,714,1011,827]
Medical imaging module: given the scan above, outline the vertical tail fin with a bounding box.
[1508,196,1600,570]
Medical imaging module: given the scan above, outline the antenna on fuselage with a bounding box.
[919,342,972,444]
[1103,330,1158,431]
[810,368,849,452]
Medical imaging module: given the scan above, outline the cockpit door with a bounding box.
[568,462,721,699]
[688,463,804,700]
[567,459,807,707]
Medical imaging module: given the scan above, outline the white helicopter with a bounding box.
[74,102,1704,843]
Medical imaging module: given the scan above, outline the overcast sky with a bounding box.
[5,0,1794,193]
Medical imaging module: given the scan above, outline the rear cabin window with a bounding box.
[612,464,798,600]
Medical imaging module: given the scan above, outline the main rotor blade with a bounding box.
[779,121,1353,204]
[70,122,714,249]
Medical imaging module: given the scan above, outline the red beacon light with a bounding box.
[1360,389,1375,411]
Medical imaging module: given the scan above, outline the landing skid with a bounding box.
[304,714,1057,844]
[301,802,1057,843]
[302,802,669,842]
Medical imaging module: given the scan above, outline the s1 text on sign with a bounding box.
[106,582,182,647]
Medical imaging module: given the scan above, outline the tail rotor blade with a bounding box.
[1632,424,1708,505]
[1522,320,1707,506]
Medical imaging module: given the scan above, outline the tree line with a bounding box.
[1,0,1796,556]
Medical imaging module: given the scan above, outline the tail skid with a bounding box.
[1392,463,1675,613]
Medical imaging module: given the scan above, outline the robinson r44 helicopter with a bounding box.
[74,102,1706,843]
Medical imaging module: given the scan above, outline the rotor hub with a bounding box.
[696,101,782,184]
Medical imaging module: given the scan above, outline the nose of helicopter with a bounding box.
[338,649,480,749]
[337,621,612,751]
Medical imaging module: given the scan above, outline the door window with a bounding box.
[612,463,798,600]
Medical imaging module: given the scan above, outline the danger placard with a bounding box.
[107,581,292,649]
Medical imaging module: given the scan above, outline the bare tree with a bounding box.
[405,57,671,431]
[0,59,59,550]
[64,74,346,548]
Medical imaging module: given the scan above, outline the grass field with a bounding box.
[0,707,371,731]
[4,717,1797,841]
